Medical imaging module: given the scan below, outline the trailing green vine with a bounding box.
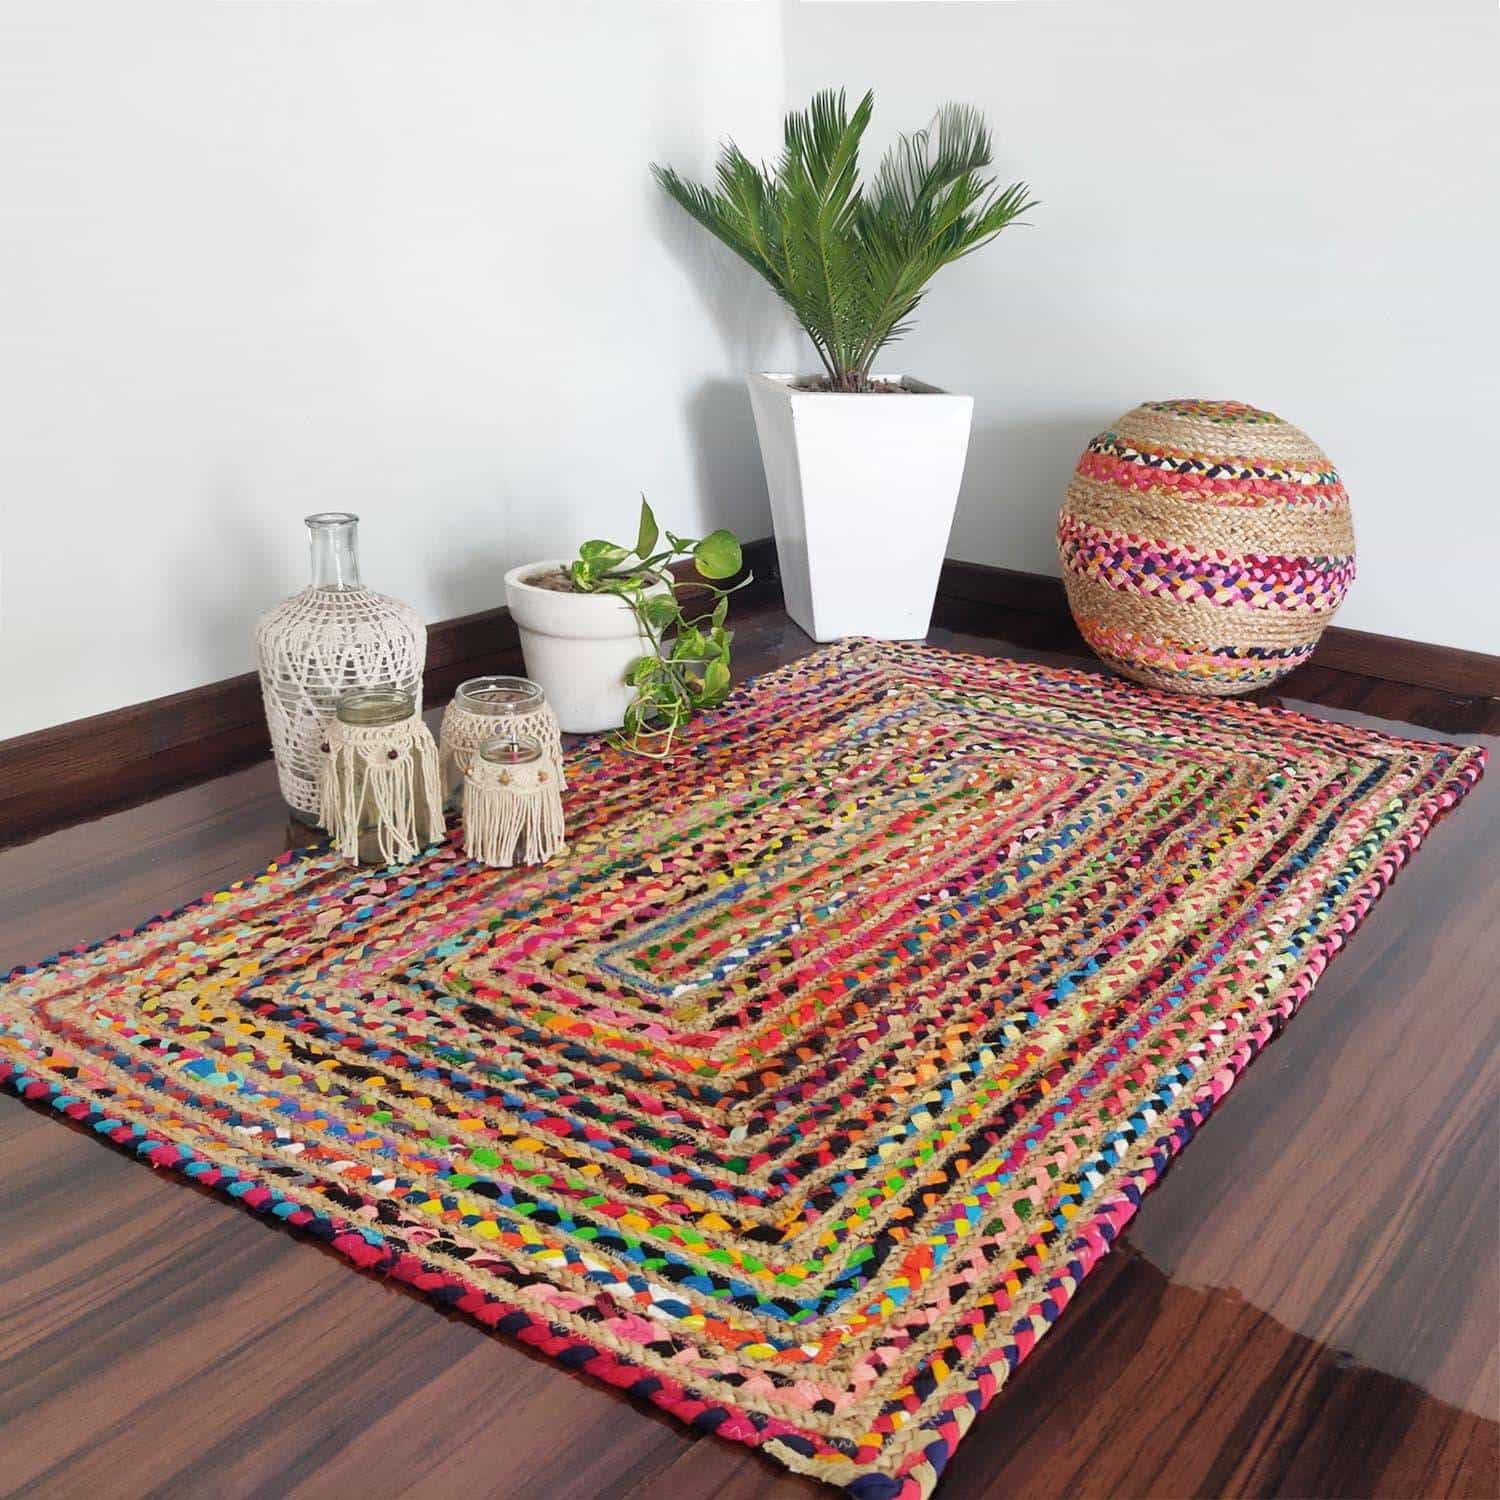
[567,498,749,756]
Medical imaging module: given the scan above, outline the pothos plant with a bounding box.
[568,498,749,756]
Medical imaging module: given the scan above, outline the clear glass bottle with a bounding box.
[306,511,362,589]
[254,512,426,823]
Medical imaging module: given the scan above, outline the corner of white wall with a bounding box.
[0,0,798,738]
[3,0,1494,742]
[779,0,1500,657]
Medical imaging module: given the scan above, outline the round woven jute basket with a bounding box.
[1058,398,1356,695]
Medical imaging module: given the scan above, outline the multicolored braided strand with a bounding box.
[0,641,1480,1497]
[1059,399,1356,694]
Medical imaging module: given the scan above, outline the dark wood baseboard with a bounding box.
[1303,628,1500,699]
[935,558,1500,700]
[2,537,1492,847]
[0,540,778,848]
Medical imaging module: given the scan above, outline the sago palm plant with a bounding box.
[653,88,1035,393]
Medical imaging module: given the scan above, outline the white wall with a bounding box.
[784,0,1500,655]
[3,0,1496,740]
[0,0,792,738]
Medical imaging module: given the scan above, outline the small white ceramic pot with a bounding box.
[504,561,654,734]
[746,372,974,642]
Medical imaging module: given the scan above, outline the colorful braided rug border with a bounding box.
[0,642,1484,1497]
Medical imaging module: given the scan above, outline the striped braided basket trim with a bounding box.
[0,641,1481,1498]
[1115,398,1334,466]
[1058,514,1356,614]
[1060,399,1355,694]
[1080,438,1344,504]
[1064,472,1354,555]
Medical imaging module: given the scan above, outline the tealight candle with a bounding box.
[463,733,564,867]
[439,675,563,805]
[479,736,543,767]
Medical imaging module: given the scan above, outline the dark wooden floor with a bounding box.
[2,600,1496,1499]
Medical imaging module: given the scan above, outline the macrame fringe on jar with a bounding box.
[318,709,445,867]
[463,737,565,868]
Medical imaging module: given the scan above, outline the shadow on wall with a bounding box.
[433,538,515,619]
[652,193,795,538]
[172,482,285,683]
[685,377,773,540]
[651,191,791,375]
[952,410,1110,574]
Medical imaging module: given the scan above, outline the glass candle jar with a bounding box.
[462,732,565,867]
[338,687,415,726]
[458,676,544,727]
[328,687,443,864]
[439,674,561,806]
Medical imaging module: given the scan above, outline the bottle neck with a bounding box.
[306,512,361,590]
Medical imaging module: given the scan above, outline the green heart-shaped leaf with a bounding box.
[625,655,659,687]
[635,497,659,559]
[703,659,731,699]
[579,539,631,571]
[641,593,680,631]
[693,530,741,580]
[673,626,710,661]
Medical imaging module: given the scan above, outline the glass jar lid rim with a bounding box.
[456,675,545,712]
[337,687,414,725]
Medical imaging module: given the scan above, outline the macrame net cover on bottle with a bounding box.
[255,587,426,817]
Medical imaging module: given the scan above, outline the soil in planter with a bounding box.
[525,568,581,592]
[791,377,914,394]
[526,567,668,593]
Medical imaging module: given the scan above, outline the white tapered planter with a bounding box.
[746,373,974,642]
[505,562,655,734]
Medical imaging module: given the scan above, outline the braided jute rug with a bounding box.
[0,642,1485,1497]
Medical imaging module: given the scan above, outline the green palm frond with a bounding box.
[653,89,1035,390]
